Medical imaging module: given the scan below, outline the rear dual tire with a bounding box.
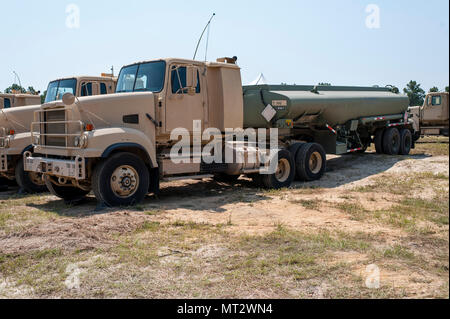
[295,143,327,181]
[261,149,295,189]
[257,143,326,189]
[374,128,412,156]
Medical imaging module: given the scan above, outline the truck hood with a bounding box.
[0,104,42,134]
[41,92,157,131]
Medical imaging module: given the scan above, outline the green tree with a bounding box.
[386,85,399,93]
[318,82,331,86]
[4,83,26,93]
[446,86,449,93]
[40,90,47,104]
[429,86,439,93]
[403,81,426,106]
[27,86,39,95]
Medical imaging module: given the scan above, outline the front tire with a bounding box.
[295,143,327,181]
[45,176,90,204]
[15,157,47,194]
[92,152,149,207]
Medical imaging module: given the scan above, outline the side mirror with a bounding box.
[186,66,198,95]
[62,92,76,106]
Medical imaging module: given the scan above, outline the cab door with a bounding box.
[423,94,443,122]
[165,64,205,133]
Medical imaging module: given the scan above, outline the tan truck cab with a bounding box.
[25,58,250,206]
[409,92,449,139]
[0,93,41,109]
[0,75,116,193]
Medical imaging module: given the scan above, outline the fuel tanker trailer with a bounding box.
[243,84,413,158]
[25,57,416,208]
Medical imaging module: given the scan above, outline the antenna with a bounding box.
[111,66,114,77]
[12,71,22,87]
[193,13,216,60]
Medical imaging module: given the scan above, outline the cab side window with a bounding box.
[81,82,93,96]
[100,83,108,95]
[4,98,11,108]
[171,66,200,94]
[432,96,442,106]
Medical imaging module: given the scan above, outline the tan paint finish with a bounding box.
[26,58,245,184]
[410,92,449,136]
[34,92,157,166]
[0,76,117,177]
[0,93,41,109]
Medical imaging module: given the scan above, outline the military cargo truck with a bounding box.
[0,93,41,109]
[0,75,116,192]
[24,57,414,207]
[409,92,449,139]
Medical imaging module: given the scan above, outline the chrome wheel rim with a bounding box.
[309,152,322,174]
[275,158,290,182]
[110,165,139,198]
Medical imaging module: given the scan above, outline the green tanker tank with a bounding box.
[243,84,409,128]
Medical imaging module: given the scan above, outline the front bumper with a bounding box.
[24,151,86,180]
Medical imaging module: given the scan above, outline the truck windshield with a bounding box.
[45,79,77,103]
[116,61,166,93]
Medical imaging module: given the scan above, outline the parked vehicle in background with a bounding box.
[409,92,449,140]
[0,93,41,109]
[24,57,414,207]
[0,75,116,193]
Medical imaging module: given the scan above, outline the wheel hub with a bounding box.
[110,165,139,198]
[275,158,290,182]
[309,152,322,174]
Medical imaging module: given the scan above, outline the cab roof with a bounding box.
[49,75,117,83]
[0,93,41,98]
[120,57,240,70]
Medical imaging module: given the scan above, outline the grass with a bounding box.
[0,138,448,298]
[335,203,369,221]
[353,172,448,196]
[290,199,321,211]
[412,137,449,156]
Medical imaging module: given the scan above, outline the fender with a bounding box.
[85,127,157,168]
[102,143,153,167]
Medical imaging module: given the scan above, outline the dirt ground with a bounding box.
[0,138,448,299]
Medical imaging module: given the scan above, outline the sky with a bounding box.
[0,0,448,93]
